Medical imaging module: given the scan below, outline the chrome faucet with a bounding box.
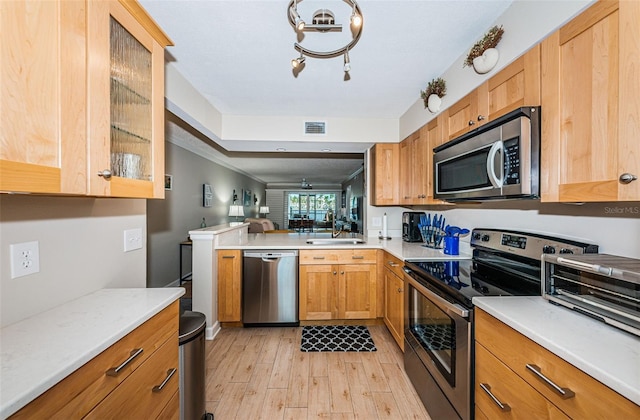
[331,212,342,238]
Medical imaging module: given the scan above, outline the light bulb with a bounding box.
[343,52,351,72]
[295,17,305,31]
[350,7,362,28]
[291,55,305,69]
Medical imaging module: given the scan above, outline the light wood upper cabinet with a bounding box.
[0,0,171,198]
[442,88,486,141]
[541,0,639,202]
[1,0,87,194]
[370,143,400,205]
[88,0,171,198]
[217,249,242,322]
[399,130,430,205]
[442,45,541,142]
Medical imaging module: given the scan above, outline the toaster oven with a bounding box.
[542,254,640,337]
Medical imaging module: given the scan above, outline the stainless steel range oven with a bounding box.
[403,229,598,420]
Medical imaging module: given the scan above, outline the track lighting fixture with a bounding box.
[287,0,363,75]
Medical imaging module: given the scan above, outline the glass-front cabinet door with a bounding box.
[88,0,171,198]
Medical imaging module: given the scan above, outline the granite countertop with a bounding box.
[0,287,184,419]
[473,296,640,405]
[214,232,472,261]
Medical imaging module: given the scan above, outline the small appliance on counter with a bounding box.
[402,211,425,242]
[542,253,640,337]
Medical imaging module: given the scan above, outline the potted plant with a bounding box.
[420,77,447,113]
[464,25,504,74]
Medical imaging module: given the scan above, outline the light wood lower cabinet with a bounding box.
[217,249,242,322]
[475,308,640,419]
[10,301,180,419]
[299,249,377,321]
[382,252,404,350]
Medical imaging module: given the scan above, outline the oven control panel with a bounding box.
[471,229,599,261]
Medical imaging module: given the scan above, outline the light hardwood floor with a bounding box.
[204,325,431,419]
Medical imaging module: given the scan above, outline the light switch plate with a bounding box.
[124,228,143,252]
[10,241,40,278]
[371,217,382,227]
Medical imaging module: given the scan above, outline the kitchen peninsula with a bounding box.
[189,223,470,339]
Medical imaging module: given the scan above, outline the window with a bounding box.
[287,192,336,222]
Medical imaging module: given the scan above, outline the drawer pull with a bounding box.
[222,255,235,259]
[480,383,511,412]
[525,364,575,399]
[313,256,326,260]
[106,348,143,376]
[153,368,177,392]
[388,261,399,267]
[352,255,365,259]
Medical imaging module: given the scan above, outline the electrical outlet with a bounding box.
[10,241,40,279]
[371,217,382,227]
[124,228,143,252]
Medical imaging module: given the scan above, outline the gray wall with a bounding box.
[147,142,266,288]
[1,195,146,327]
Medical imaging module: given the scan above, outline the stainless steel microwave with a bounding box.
[433,106,540,201]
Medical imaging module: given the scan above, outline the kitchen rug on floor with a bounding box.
[300,325,377,352]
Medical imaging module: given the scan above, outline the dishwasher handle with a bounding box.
[243,251,298,259]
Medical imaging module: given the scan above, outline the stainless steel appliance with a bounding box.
[434,106,540,201]
[543,253,640,337]
[242,250,299,327]
[403,229,598,420]
[403,211,425,242]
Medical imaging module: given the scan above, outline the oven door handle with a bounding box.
[405,273,470,319]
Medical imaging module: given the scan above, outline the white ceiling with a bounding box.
[141,0,513,186]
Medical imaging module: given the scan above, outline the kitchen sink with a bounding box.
[306,238,366,245]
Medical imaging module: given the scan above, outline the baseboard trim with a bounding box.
[206,321,221,340]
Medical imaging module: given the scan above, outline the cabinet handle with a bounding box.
[106,348,143,376]
[97,169,112,180]
[525,364,575,399]
[404,196,410,199]
[388,261,399,267]
[468,120,475,126]
[352,255,364,259]
[222,255,235,259]
[479,383,511,412]
[152,368,177,392]
[477,115,486,121]
[619,173,637,184]
[397,288,403,293]
[313,256,326,260]
[341,271,345,275]
[333,271,337,275]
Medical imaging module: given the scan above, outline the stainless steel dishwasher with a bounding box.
[242,250,299,327]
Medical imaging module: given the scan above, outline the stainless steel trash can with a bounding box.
[179,311,212,420]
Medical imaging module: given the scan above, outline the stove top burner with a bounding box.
[406,260,523,308]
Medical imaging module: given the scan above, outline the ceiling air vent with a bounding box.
[304,121,326,135]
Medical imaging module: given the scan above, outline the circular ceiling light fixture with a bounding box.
[287,0,363,75]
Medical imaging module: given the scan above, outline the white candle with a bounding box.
[382,213,388,238]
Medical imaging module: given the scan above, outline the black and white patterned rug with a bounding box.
[300,325,377,352]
